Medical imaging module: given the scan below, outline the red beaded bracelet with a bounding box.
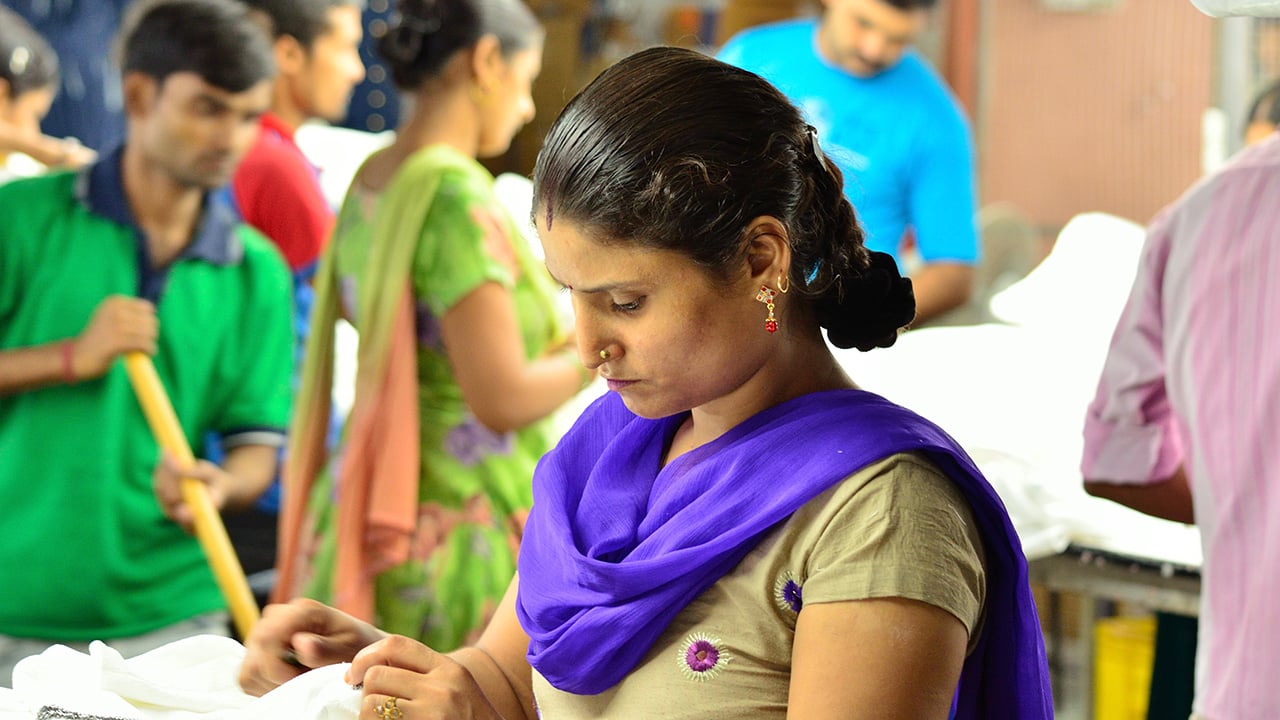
[60,340,77,384]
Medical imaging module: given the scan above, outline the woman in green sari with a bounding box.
[273,0,593,651]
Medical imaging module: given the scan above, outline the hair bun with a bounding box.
[381,0,442,66]
[817,251,916,351]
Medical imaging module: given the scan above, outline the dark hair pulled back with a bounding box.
[1248,79,1280,130]
[379,0,541,90]
[533,46,915,351]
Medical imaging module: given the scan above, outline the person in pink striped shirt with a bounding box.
[1082,130,1280,719]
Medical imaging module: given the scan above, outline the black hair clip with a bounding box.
[806,124,822,159]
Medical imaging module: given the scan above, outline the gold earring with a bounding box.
[777,272,790,294]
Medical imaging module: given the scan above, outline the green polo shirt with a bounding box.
[0,148,293,640]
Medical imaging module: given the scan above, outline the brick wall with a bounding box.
[978,0,1214,230]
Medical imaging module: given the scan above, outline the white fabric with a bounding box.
[1191,0,1280,15]
[493,173,540,259]
[837,211,1202,568]
[987,212,1144,342]
[0,154,45,187]
[292,124,392,211]
[0,636,359,720]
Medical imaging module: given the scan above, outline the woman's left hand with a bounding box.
[348,636,504,720]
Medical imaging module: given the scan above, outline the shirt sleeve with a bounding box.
[1081,208,1184,485]
[211,228,295,440]
[909,104,980,264]
[233,138,335,272]
[411,174,516,317]
[801,454,987,639]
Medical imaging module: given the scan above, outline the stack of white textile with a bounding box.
[837,212,1202,568]
[0,636,358,720]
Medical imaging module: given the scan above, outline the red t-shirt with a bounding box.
[232,112,335,271]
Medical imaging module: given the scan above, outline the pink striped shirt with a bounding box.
[1083,134,1280,719]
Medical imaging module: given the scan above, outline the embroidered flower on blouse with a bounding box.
[774,571,804,614]
[678,632,732,681]
[444,414,514,466]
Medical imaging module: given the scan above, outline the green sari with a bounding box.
[276,145,565,649]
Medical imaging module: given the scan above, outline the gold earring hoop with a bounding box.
[777,272,790,294]
[599,349,611,361]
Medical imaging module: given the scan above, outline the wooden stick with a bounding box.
[123,352,260,639]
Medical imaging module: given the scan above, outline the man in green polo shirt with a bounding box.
[0,0,293,685]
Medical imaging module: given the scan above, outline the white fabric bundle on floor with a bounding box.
[0,636,359,720]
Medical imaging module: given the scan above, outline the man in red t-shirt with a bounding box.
[226,0,365,586]
[233,0,365,272]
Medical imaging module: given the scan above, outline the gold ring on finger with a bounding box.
[375,696,403,720]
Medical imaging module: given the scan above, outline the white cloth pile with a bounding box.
[837,212,1202,568]
[0,636,359,720]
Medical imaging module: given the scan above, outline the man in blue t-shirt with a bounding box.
[719,0,978,324]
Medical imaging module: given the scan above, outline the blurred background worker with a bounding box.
[1244,78,1280,146]
[718,0,979,325]
[0,6,95,183]
[2,0,130,154]
[221,0,366,594]
[272,0,594,651]
[0,0,293,685]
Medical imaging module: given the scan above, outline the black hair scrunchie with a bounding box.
[817,251,916,351]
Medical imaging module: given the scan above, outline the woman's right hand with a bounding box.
[239,598,387,696]
[349,636,505,720]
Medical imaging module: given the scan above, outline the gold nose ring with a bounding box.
[600,349,611,360]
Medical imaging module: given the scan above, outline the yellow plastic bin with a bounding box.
[1094,615,1156,720]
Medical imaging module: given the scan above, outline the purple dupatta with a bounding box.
[516,389,1052,718]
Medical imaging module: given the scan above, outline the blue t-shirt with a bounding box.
[719,19,979,265]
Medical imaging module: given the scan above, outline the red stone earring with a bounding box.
[756,285,778,333]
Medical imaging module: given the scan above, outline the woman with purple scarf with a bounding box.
[240,46,1053,719]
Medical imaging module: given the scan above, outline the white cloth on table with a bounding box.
[835,211,1200,568]
[0,636,359,720]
